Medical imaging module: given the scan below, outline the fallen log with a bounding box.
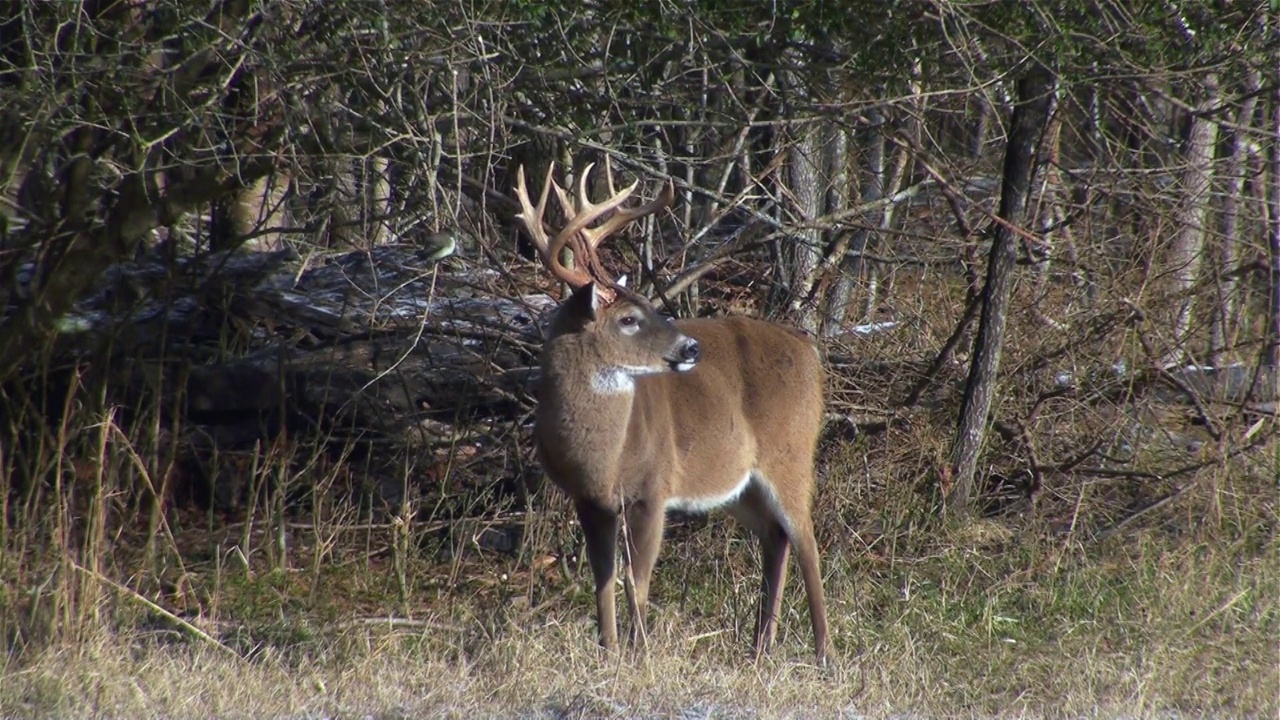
[6,242,556,505]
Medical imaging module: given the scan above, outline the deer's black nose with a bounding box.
[665,336,700,371]
[679,338,701,363]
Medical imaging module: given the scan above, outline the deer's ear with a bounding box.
[562,282,601,323]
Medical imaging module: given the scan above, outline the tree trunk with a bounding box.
[970,93,991,161]
[783,121,825,333]
[826,109,884,333]
[773,35,847,334]
[1267,60,1280,382]
[947,62,1056,516]
[823,64,921,332]
[1210,69,1260,369]
[1166,74,1220,365]
[326,157,393,249]
[213,165,294,252]
[1029,88,1064,328]
[816,123,850,334]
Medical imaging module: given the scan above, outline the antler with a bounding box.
[514,163,592,290]
[513,160,674,302]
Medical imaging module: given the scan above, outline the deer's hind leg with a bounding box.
[728,480,792,658]
[786,506,829,666]
[767,467,831,667]
[731,472,830,666]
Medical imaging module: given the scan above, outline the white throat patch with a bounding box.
[591,369,636,395]
[590,365,665,395]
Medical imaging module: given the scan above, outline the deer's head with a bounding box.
[514,162,699,386]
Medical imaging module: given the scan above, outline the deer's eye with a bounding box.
[619,315,638,327]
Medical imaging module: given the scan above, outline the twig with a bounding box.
[1093,483,1191,542]
[71,562,241,659]
[336,617,465,633]
[900,292,981,408]
[1091,436,1272,540]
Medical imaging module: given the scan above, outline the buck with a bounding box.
[514,162,830,666]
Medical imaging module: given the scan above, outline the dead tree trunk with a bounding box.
[947,62,1056,516]
[818,66,919,334]
[1029,89,1064,328]
[817,123,850,334]
[773,38,849,334]
[213,165,294,252]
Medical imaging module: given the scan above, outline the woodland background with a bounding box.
[0,2,1276,717]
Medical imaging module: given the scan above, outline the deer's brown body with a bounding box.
[515,162,830,665]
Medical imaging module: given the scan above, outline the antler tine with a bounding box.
[512,164,552,253]
[575,176,674,254]
[554,162,639,247]
[514,163,592,290]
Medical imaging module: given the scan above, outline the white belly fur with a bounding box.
[664,472,752,514]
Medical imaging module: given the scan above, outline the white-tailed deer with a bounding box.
[514,162,830,666]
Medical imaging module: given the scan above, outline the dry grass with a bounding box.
[3,560,1272,720]
[2,450,1275,719]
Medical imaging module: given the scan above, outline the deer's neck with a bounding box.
[536,339,640,491]
[539,339,638,426]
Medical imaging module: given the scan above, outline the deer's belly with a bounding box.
[664,471,752,514]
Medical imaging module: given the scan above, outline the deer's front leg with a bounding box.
[575,499,620,652]
[622,498,666,650]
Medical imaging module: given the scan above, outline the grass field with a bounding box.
[2,428,1275,719]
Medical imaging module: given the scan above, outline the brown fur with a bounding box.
[535,284,830,665]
